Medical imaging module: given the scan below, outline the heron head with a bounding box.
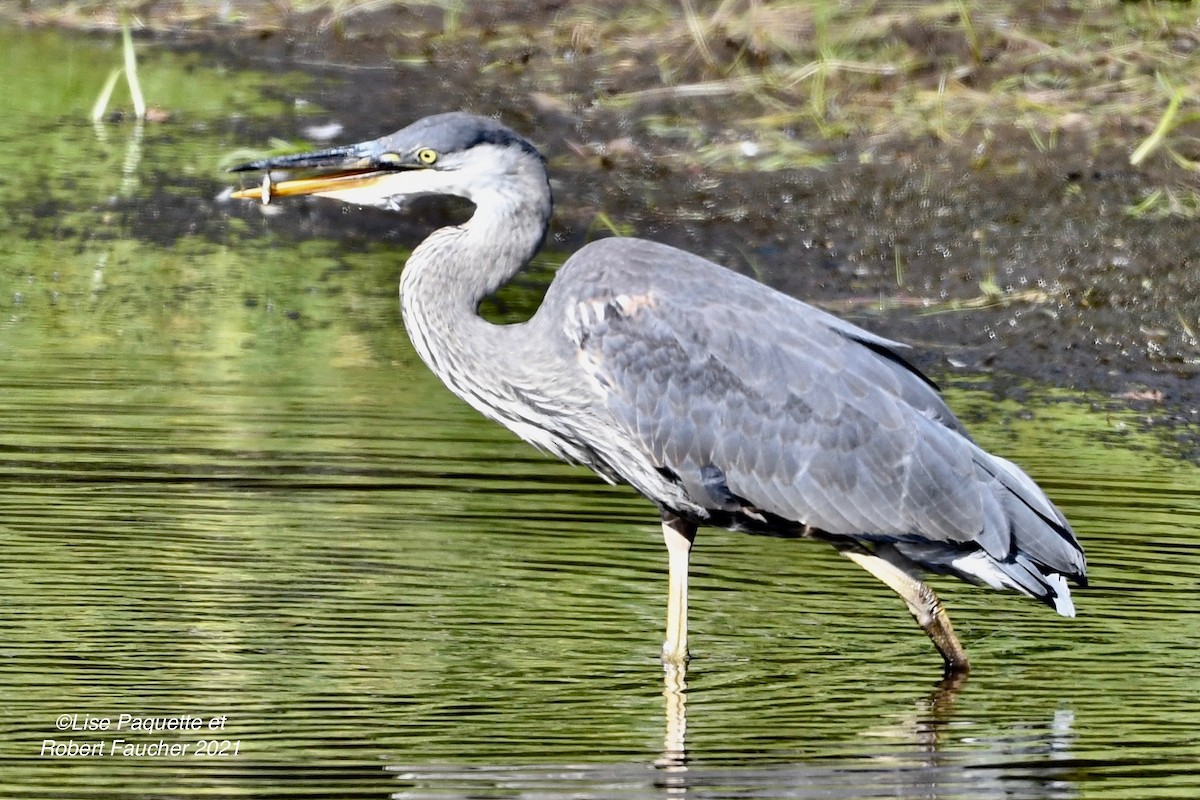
[229,112,545,210]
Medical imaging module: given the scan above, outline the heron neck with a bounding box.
[398,182,551,403]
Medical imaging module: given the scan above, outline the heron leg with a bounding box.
[661,513,697,664]
[834,541,971,675]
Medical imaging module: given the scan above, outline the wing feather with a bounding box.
[554,237,1086,597]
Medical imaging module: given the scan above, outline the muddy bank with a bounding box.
[21,3,1200,434]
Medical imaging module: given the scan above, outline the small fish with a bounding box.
[261,173,272,206]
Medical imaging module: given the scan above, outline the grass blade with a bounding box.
[90,67,123,122]
[1131,87,1183,166]
[122,23,146,119]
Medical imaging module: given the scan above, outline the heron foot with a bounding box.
[925,604,971,676]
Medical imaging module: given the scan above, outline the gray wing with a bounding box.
[555,238,1085,602]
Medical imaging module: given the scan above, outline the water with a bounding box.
[4,24,1200,800]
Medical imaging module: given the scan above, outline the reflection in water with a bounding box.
[390,664,1078,799]
[89,116,144,197]
[658,661,688,792]
[647,664,1077,800]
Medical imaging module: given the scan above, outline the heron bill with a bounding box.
[230,170,394,203]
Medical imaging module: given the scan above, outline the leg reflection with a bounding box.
[656,659,689,791]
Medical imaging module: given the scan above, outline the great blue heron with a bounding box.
[230,112,1086,675]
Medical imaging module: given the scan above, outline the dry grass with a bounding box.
[12,1,1200,166]
[566,1,1200,149]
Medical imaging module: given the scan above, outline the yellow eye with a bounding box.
[416,148,438,165]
